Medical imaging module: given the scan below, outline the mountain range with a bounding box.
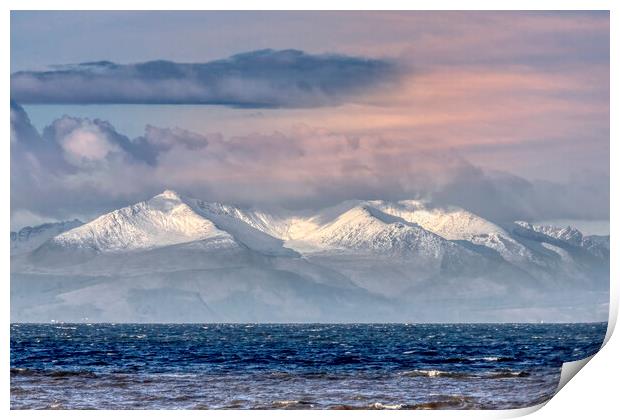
[10,190,609,323]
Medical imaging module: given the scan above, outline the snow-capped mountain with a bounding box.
[287,204,456,256]
[51,190,236,252]
[10,190,609,323]
[11,219,82,255]
[191,200,295,240]
[368,199,506,240]
[513,221,609,259]
[514,221,584,245]
[47,190,297,258]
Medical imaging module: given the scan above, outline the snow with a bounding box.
[11,219,83,255]
[41,191,605,267]
[10,190,609,323]
[190,200,298,257]
[191,201,294,240]
[469,232,536,265]
[541,242,573,263]
[52,191,235,252]
[290,204,451,258]
[48,190,297,257]
[515,221,583,245]
[370,200,506,240]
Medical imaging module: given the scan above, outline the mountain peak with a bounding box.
[371,200,505,240]
[50,191,235,253]
[297,204,451,257]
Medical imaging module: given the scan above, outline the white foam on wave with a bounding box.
[369,402,403,409]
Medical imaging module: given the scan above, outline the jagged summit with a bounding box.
[514,221,583,245]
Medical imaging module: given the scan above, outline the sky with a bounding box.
[10,11,610,232]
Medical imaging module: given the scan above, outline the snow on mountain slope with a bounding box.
[181,198,507,257]
[355,200,545,266]
[11,219,83,255]
[362,200,549,267]
[290,204,457,258]
[490,221,609,290]
[26,191,603,272]
[320,200,562,269]
[369,200,505,240]
[51,190,236,252]
[191,201,293,239]
[189,201,298,257]
[512,221,609,261]
[10,190,609,322]
[514,221,583,246]
[468,232,539,266]
[166,197,518,265]
[540,242,574,263]
[186,200,355,246]
[47,190,299,257]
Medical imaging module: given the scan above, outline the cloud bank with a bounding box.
[10,102,609,228]
[10,49,398,107]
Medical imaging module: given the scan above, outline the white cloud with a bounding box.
[60,125,120,166]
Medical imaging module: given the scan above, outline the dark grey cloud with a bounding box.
[431,166,610,224]
[10,102,609,228]
[10,49,398,107]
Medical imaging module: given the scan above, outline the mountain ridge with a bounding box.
[10,190,609,323]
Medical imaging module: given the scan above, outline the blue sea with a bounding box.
[11,323,606,409]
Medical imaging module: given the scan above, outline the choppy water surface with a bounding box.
[11,323,606,409]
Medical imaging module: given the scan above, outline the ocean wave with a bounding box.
[11,368,97,379]
[11,323,593,410]
[412,355,516,364]
[487,370,530,378]
[398,369,529,379]
[368,402,404,409]
[399,369,474,379]
[476,356,516,362]
[330,396,478,410]
[11,368,36,376]
[331,355,363,364]
[269,400,315,409]
[409,395,479,410]
[267,371,345,381]
[50,370,98,378]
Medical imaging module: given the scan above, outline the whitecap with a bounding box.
[369,402,403,409]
